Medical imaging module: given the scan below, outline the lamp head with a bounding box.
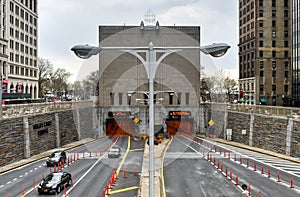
[71,44,101,59]
[200,43,230,57]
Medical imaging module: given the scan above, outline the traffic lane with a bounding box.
[109,139,144,197]
[66,157,121,197]
[210,153,300,197]
[0,159,63,197]
[200,138,300,189]
[0,159,46,186]
[164,158,243,197]
[26,158,98,197]
[68,136,117,154]
[166,136,196,153]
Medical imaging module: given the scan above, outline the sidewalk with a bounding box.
[0,138,94,174]
[139,138,171,197]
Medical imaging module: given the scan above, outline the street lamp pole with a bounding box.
[71,42,230,197]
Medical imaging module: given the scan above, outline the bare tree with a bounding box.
[38,58,54,97]
[49,68,71,98]
[202,69,236,103]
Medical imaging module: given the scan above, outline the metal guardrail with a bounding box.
[2,100,299,119]
[1,100,94,119]
[208,102,300,118]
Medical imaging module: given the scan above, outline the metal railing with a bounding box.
[1,100,94,119]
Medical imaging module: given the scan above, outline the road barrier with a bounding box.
[268,168,270,178]
[290,176,294,188]
[277,170,281,182]
[261,164,264,174]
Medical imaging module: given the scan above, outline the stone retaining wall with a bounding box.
[0,107,94,167]
[209,105,300,158]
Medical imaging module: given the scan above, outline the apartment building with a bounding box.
[292,0,300,107]
[238,0,291,106]
[1,0,38,99]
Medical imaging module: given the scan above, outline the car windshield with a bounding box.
[50,152,61,158]
[109,147,119,153]
[44,174,61,182]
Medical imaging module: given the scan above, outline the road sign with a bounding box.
[208,120,214,126]
[134,117,139,124]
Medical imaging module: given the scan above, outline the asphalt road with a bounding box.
[0,136,145,197]
[164,136,244,197]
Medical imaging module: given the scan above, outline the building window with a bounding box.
[259,10,263,17]
[272,61,276,69]
[259,84,264,91]
[284,41,288,47]
[260,70,264,77]
[272,41,276,47]
[284,51,288,58]
[185,92,190,105]
[259,51,263,57]
[259,20,263,27]
[285,61,289,68]
[284,0,288,7]
[177,92,182,105]
[259,0,263,6]
[272,10,276,17]
[285,71,288,78]
[272,51,276,58]
[284,20,288,27]
[260,61,264,69]
[272,20,276,27]
[259,40,263,47]
[284,10,288,17]
[272,31,276,37]
[272,70,276,77]
[169,94,173,105]
[10,66,14,74]
[284,31,288,37]
[284,85,288,93]
[118,93,123,105]
[272,0,276,7]
[272,85,276,92]
[110,92,114,105]
[259,30,263,37]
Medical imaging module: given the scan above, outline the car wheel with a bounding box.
[56,185,61,193]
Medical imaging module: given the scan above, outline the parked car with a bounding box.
[46,151,67,167]
[37,172,72,194]
[108,146,121,158]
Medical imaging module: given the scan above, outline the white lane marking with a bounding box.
[197,137,300,178]
[65,140,118,196]
[0,185,3,188]
[13,178,17,181]
[19,175,23,178]
[7,181,11,184]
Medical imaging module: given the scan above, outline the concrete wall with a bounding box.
[0,107,95,167]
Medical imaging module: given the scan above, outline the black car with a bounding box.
[46,151,67,167]
[37,172,72,194]
[108,147,121,158]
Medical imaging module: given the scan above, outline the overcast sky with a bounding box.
[38,0,238,82]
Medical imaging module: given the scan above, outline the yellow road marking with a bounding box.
[129,148,144,152]
[161,137,173,197]
[109,186,139,194]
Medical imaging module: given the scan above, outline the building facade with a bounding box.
[96,21,204,132]
[238,0,291,106]
[1,0,38,99]
[292,0,300,107]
